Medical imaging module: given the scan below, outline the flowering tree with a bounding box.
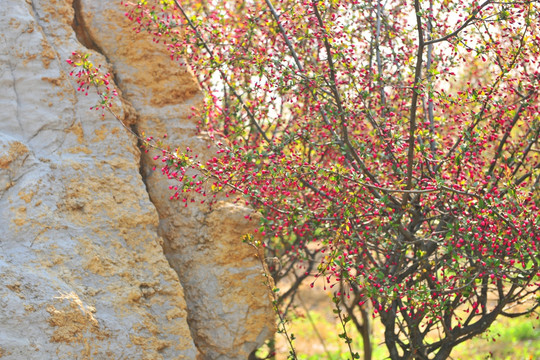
[72,0,540,358]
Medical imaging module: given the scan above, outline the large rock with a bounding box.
[77,1,275,359]
[0,0,273,359]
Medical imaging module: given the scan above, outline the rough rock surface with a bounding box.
[0,1,273,359]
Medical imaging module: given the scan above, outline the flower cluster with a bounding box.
[66,52,118,112]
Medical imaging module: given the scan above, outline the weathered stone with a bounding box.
[0,0,198,357]
[0,0,273,359]
[76,1,275,359]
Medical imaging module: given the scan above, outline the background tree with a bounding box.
[74,0,540,358]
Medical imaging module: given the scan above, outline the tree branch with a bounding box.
[424,0,493,46]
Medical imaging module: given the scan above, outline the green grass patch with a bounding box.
[451,316,540,360]
[268,308,539,359]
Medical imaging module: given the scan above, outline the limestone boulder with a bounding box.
[77,1,275,358]
[0,0,273,359]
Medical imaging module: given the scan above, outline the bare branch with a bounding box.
[424,1,493,46]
